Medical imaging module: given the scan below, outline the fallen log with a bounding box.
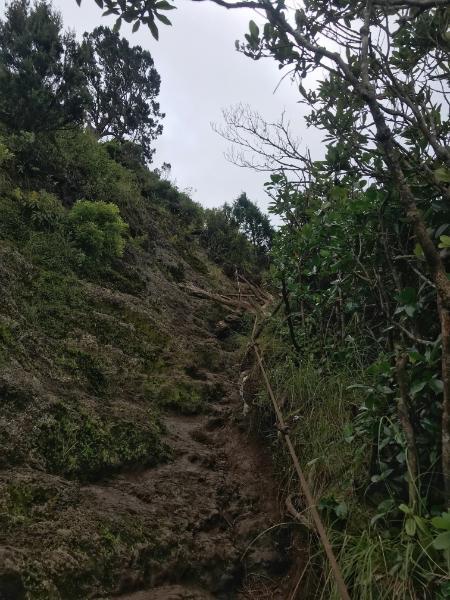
[180,284,255,312]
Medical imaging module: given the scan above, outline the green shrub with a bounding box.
[18,189,65,230]
[23,231,83,272]
[0,189,64,241]
[201,206,257,276]
[68,200,128,268]
[23,270,86,337]
[0,135,13,192]
[56,130,140,210]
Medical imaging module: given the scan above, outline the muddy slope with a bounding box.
[95,337,293,599]
[0,223,297,598]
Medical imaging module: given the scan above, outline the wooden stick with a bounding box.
[252,344,351,600]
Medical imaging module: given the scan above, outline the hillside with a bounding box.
[0,124,295,598]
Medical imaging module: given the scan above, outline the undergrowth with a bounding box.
[252,319,450,599]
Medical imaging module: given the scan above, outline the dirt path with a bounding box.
[91,343,298,599]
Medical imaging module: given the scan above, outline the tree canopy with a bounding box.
[0,1,164,165]
[0,0,87,133]
[231,192,273,253]
[82,25,163,162]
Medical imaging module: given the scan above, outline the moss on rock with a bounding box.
[35,403,168,481]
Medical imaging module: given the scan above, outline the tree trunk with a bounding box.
[395,353,419,509]
[281,276,301,358]
[438,298,450,507]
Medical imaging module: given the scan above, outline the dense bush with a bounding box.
[201,207,254,276]
[201,195,272,278]
[0,189,64,242]
[68,199,128,267]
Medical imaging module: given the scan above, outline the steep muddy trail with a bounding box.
[96,341,298,599]
[0,243,302,599]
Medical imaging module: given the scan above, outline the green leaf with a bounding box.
[414,243,424,258]
[439,235,450,249]
[408,351,423,364]
[433,531,450,550]
[405,517,416,536]
[343,423,354,443]
[371,468,393,483]
[396,287,418,317]
[397,287,417,305]
[155,0,176,9]
[414,516,429,535]
[149,20,159,40]
[434,167,450,183]
[435,224,449,238]
[432,512,450,530]
[132,20,140,32]
[335,502,348,518]
[410,380,427,396]
[429,378,444,394]
[155,13,172,25]
[249,20,259,39]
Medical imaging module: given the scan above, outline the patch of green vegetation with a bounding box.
[6,483,50,521]
[220,331,247,353]
[23,231,84,273]
[118,308,168,371]
[21,270,86,338]
[195,344,223,372]
[120,308,166,345]
[62,348,108,395]
[99,264,146,295]
[256,327,450,598]
[167,261,185,283]
[150,380,205,415]
[68,199,128,271]
[22,563,65,600]
[255,348,367,499]
[53,514,168,599]
[175,241,209,275]
[35,403,169,481]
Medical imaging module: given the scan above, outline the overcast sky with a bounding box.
[4,0,323,213]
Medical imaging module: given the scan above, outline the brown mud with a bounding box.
[98,332,300,599]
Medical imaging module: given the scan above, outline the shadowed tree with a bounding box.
[0,0,87,133]
[232,192,273,254]
[82,26,164,163]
